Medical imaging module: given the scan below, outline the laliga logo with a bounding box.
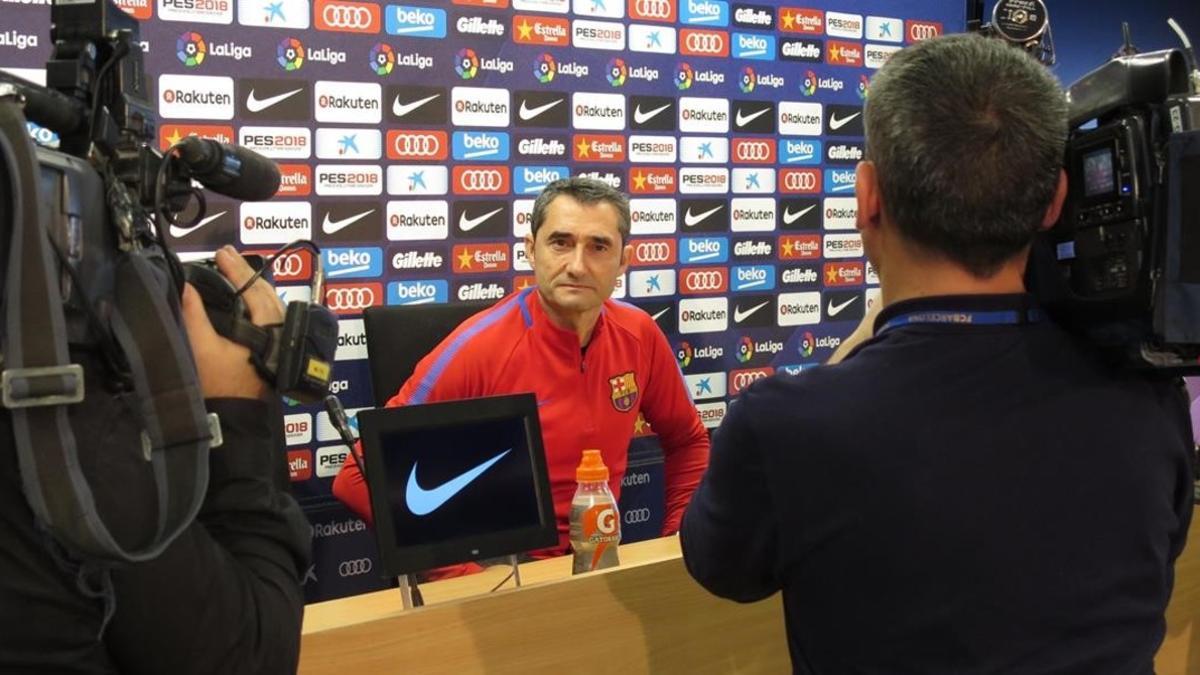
[737,335,755,363]
[455,47,479,80]
[277,37,304,71]
[675,62,694,91]
[799,331,815,357]
[802,69,817,96]
[740,66,755,94]
[858,74,869,100]
[607,57,627,87]
[369,42,394,75]
[676,341,693,368]
[176,31,206,67]
[534,52,556,83]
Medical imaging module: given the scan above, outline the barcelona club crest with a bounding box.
[609,371,639,413]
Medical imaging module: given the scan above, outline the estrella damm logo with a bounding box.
[740,66,755,93]
[455,48,479,80]
[369,42,395,75]
[676,341,693,368]
[675,62,694,90]
[608,371,639,412]
[176,32,206,67]
[737,335,754,362]
[534,52,556,83]
[277,37,305,71]
[606,57,627,87]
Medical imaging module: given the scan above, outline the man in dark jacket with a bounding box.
[0,246,311,674]
[681,35,1194,673]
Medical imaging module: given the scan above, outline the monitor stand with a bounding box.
[396,555,523,610]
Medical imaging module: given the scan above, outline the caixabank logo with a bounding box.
[387,164,448,195]
[239,0,309,28]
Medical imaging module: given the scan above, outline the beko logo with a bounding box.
[778,101,823,136]
[452,87,511,128]
[681,237,728,264]
[386,201,448,241]
[824,168,856,194]
[456,15,505,37]
[315,81,381,123]
[315,0,380,33]
[678,96,729,133]
[678,297,728,334]
[453,131,510,161]
[572,92,625,130]
[239,126,310,159]
[680,0,728,26]
[325,247,382,279]
[824,233,864,259]
[315,129,381,160]
[158,0,232,24]
[731,265,774,292]
[388,279,448,305]
[572,19,627,50]
[159,74,234,119]
[732,32,775,60]
[240,202,312,244]
[385,4,447,38]
[514,166,569,194]
[780,138,821,165]
[777,292,820,326]
[316,165,382,196]
[629,199,677,235]
[386,165,448,196]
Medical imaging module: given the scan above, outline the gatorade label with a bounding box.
[581,504,620,571]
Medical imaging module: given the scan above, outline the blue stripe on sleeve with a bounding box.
[409,299,520,404]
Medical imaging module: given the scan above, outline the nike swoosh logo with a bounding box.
[684,205,722,227]
[246,88,303,113]
[734,300,769,323]
[405,449,511,516]
[169,210,227,238]
[829,111,861,130]
[393,93,440,118]
[782,204,816,225]
[321,209,375,235]
[459,207,502,232]
[735,107,770,127]
[827,296,859,317]
[518,98,563,121]
[633,103,670,124]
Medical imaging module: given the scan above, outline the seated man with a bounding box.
[682,35,1194,672]
[335,177,709,565]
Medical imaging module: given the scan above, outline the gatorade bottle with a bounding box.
[569,449,621,574]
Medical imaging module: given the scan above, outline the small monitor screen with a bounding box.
[358,394,558,576]
[1082,147,1116,198]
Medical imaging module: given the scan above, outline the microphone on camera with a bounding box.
[175,136,281,202]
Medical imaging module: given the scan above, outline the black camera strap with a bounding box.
[0,97,212,564]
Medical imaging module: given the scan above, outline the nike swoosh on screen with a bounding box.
[405,449,512,516]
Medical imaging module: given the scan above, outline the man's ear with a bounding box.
[1041,169,1068,230]
[855,160,883,236]
[618,241,632,274]
[523,234,536,269]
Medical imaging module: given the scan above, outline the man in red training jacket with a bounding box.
[334,177,710,568]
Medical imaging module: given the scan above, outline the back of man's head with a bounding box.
[865,34,1068,277]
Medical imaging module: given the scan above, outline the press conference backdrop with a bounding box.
[1,0,964,601]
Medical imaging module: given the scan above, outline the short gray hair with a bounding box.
[865,34,1068,277]
[530,176,631,243]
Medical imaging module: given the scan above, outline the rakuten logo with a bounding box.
[823,233,864,259]
[386,165,449,196]
[822,197,857,230]
[158,0,231,24]
[777,101,822,136]
[240,201,312,244]
[386,201,448,240]
[777,291,820,326]
[572,19,626,50]
[629,198,677,235]
[679,168,729,194]
[159,74,234,119]
[678,296,728,334]
[335,319,368,360]
[316,165,382,196]
[730,197,775,231]
[678,96,729,133]
[315,81,381,123]
[571,92,626,130]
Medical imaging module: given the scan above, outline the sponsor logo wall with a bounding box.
[2,0,962,602]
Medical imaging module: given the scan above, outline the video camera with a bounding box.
[976,0,1200,374]
[0,0,335,564]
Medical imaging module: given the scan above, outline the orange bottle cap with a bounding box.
[576,449,609,482]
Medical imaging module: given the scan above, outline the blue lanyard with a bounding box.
[876,308,1042,337]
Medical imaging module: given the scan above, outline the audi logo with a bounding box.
[908,23,940,41]
[683,270,725,292]
[338,558,373,577]
[392,134,441,157]
[326,287,377,311]
[735,142,772,162]
[633,0,671,19]
[273,252,306,278]
[458,170,503,192]
[684,32,726,54]
[322,5,372,28]
[784,172,817,191]
[624,507,651,525]
[635,242,672,263]
[732,371,768,390]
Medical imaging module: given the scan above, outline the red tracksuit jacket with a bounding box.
[333,287,710,556]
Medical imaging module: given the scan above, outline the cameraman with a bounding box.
[0,246,311,673]
[681,34,1194,672]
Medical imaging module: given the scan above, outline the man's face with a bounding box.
[524,196,631,317]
